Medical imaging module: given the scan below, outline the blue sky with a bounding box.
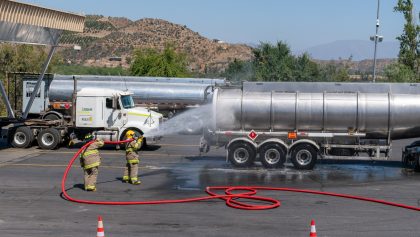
[22,0,416,51]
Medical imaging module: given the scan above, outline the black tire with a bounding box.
[259,143,286,168]
[228,142,256,167]
[291,144,318,170]
[37,128,60,150]
[44,113,61,120]
[11,126,34,148]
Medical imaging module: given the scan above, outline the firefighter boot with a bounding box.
[130,177,141,185]
[85,185,97,192]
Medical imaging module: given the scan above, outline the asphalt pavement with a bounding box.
[0,135,420,236]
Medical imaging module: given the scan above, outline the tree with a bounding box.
[130,44,190,77]
[293,53,320,81]
[253,41,295,81]
[223,59,254,82]
[384,63,418,82]
[394,0,420,75]
[319,63,350,82]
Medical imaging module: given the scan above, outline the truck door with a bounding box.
[105,97,127,128]
[22,81,46,114]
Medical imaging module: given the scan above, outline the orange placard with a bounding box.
[288,132,297,139]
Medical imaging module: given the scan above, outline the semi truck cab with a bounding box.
[75,88,162,139]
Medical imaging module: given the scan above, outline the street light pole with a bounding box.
[372,0,381,83]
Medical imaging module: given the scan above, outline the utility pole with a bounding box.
[370,0,383,83]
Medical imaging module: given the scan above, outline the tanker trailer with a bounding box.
[47,74,224,118]
[201,82,420,170]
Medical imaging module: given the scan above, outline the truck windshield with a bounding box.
[121,95,135,109]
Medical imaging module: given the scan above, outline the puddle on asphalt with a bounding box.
[168,158,420,190]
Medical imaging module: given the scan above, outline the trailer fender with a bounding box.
[42,111,63,120]
[289,139,320,154]
[226,138,257,150]
[258,138,289,152]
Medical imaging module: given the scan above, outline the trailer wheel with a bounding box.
[228,142,256,167]
[259,143,286,168]
[11,126,33,148]
[37,128,60,150]
[291,144,318,170]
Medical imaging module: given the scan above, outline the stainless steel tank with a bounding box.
[48,75,223,105]
[243,81,420,94]
[213,88,420,139]
[53,74,226,85]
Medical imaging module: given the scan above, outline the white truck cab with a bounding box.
[76,88,162,139]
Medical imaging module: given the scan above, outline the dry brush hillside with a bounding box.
[60,15,253,73]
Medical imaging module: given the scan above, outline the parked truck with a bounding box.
[8,73,224,134]
[200,82,420,170]
[2,77,162,149]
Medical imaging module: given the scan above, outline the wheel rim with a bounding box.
[233,148,249,164]
[41,133,55,146]
[14,132,27,145]
[264,149,281,165]
[296,150,312,166]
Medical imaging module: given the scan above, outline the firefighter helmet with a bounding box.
[125,130,136,139]
[84,134,94,142]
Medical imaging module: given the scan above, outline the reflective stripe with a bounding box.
[83,149,98,158]
[128,112,150,117]
[97,232,104,237]
[84,162,100,169]
[126,148,134,153]
[131,177,138,181]
[127,159,139,164]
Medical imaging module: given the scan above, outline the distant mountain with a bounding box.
[301,40,399,61]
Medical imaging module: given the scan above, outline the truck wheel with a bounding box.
[228,142,256,167]
[291,144,318,170]
[11,126,34,148]
[37,128,60,150]
[259,143,286,168]
[44,114,60,120]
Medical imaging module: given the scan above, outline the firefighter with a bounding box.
[80,134,104,191]
[123,130,143,185]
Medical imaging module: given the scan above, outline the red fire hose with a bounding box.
[61,140,420,211]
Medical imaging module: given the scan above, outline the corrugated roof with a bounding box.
[0,0,85,32]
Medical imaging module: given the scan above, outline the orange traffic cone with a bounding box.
[97,216,105,237]
[309,219,317,237]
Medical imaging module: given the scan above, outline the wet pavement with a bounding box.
[0,135,420,236]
